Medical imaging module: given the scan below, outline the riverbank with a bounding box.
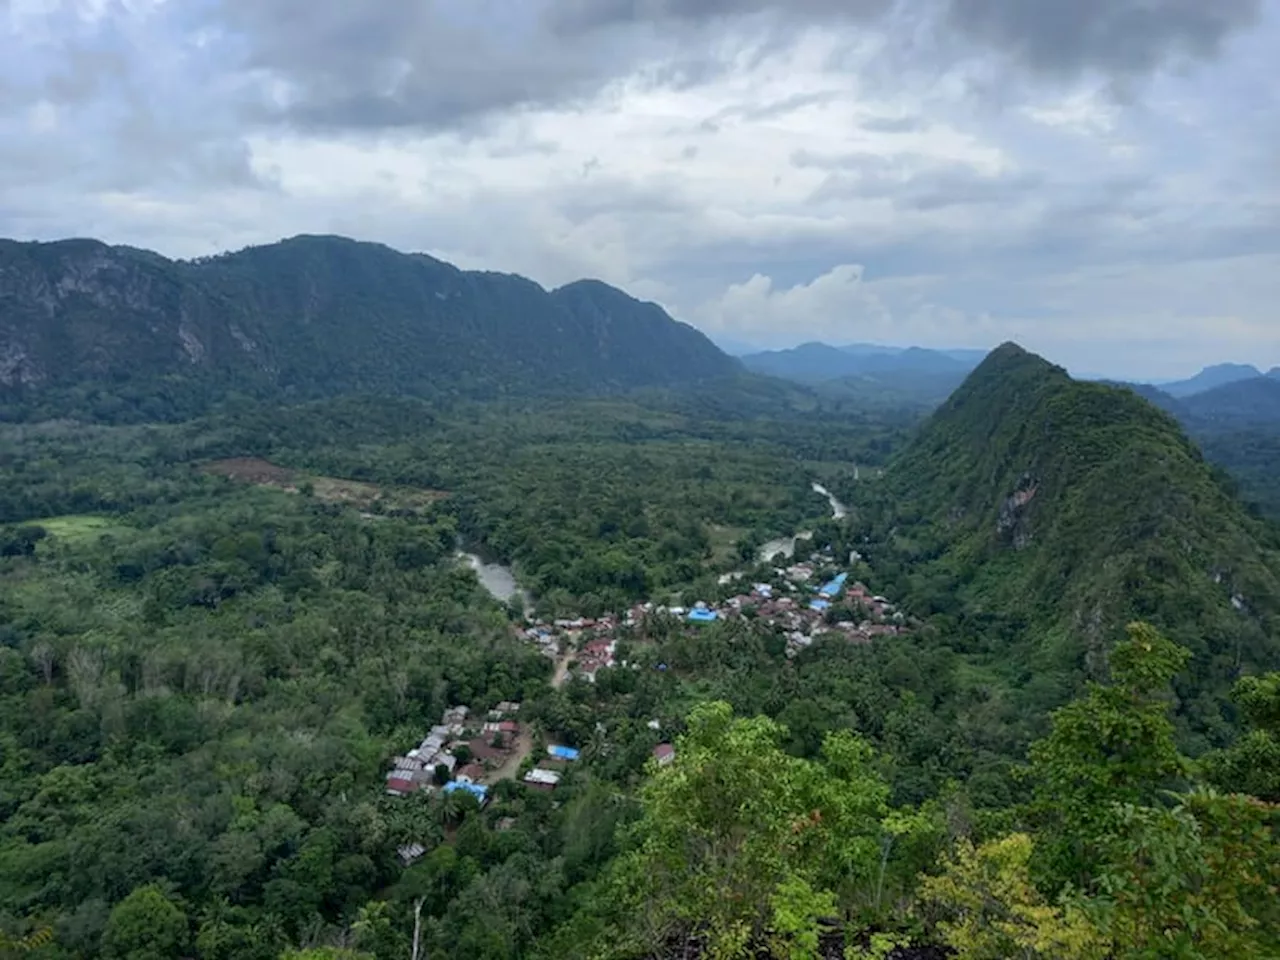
[758,481,848,560]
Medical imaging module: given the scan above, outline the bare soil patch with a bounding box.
[201,458,447,511]
[203,457,295,486]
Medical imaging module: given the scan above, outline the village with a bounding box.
[519,547,906,672]
[384,542,904,835]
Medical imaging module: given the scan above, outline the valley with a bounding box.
[2,317,1278,960]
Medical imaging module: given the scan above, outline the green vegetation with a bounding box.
[849,343,1280,750]
[26,517,123,546]
[1,342,1277,959]
[0,235,737,423]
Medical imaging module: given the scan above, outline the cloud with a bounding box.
[944,0,1263,79]
[548,0,1263,81]
[0,0,1276,379]
[171,0,1265,135]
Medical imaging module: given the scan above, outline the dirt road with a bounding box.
[482,649,574,786]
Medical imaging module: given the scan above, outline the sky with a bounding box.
[2,0,1278,379]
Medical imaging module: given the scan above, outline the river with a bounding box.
[458,552,532,611]
[758,482,848,562]
[463,481,848,593]
[811,481,848,519]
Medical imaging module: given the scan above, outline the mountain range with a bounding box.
[740,341,984,381]
[738,341,986,408]
[0,235,737,417]
[1154,363,1280,398]
[873,342,1280,737]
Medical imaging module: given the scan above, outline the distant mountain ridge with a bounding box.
[0,234,738,417]
[873,343,1280,736]
[740,341,985,381]
[1155,363,1265,398]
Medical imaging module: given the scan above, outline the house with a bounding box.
[385,776,417,796]
[467,737,508,763]
[443,781,489,804]
[393,756,425,774]
[653,743,676,766]
[456,763,486,784]
[523,768,561,791]
[398,843,426,865]
[818,573,848,598]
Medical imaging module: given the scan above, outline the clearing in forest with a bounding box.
[200,457,448,511]
[30,514,128,543]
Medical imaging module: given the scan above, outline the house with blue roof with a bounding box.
[443,781,489,804]
[818,572,848,598]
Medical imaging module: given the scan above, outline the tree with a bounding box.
[595,701,891,957]
[101,885,188,960]
[1028,622,1190,889]
[351,900,402,959]
[1201,673,1280,801]
[919,834,1105,960]
[1091,791,1280,959]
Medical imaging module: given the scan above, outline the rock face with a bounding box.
[996,473,1039,549]
[0,234,739,402]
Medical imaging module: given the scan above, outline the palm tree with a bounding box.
[0,926,54,955]
[584,723,611,763]
[434,789,473,827]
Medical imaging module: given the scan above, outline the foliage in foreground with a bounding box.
[542,626,1278,960]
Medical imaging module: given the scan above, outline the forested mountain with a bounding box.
[1178,375,1280,426]
[856,343,1280,746]
[1108,377,1280,518]
[0,235,737,417]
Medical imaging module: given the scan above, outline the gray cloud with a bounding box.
[187,0,1265,135]
[545,0,895,33]
[548,0,1263,80]
[859,115,926,133]
[198,1,608,131]
[945,0,1263,79]
[1,0,1275,378]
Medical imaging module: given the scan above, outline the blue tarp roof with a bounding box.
[548,745,580,761]
[444,781,489,800]
[819,572,848,597]
[688,608,718,623]
[810,599,831,611]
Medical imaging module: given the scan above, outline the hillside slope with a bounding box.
[1179,376,1280,426]
[0,235,737,414]
[869,343,1280,742]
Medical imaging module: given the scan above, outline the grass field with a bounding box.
[707,524,749,565]
[33,515,126,544]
